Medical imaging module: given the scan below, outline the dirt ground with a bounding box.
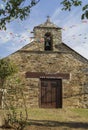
[24,120,88,130]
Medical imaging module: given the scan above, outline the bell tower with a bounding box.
[33,17,62,51]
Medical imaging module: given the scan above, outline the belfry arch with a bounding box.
[44,32,53,51]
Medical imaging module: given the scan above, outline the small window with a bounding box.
[44,32,53,51]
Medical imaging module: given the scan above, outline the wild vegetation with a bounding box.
[0,58,28,130]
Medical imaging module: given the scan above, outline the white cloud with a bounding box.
[0,24,33,58]
[0,31,11,45]
[5,31,31,52]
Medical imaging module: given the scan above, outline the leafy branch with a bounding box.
[0,0,40,30]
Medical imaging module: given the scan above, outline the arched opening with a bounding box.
[44,32,53,51]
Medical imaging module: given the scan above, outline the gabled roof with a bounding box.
[34,16,61,29]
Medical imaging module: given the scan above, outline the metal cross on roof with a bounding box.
[46,16,51,22]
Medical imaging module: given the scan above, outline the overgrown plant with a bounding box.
[0,58,28,130]
[4,76,29,130]
[0,58,17,109]
[5,109,27,130]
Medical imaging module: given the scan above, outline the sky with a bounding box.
[0,0,88,59]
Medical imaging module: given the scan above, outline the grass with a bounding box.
[71,108,88,122]
[3,108,88,121]
[28,108,88,121]
[28,108,65,121]
[71,108,88,119]
[11,108,88,122]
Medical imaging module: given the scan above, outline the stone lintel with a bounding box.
[26,72,70,79]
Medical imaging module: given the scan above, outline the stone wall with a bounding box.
[4,48,88,108]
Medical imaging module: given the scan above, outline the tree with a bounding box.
[0,0,88,30]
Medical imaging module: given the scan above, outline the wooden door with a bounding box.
[40,79,62,108]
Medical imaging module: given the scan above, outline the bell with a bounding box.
[46,42,50,47]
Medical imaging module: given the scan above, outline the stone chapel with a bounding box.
[1,17,88,108]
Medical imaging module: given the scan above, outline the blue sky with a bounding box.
[0,0,88,59]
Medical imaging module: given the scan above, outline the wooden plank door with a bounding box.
[40,79,62,108]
